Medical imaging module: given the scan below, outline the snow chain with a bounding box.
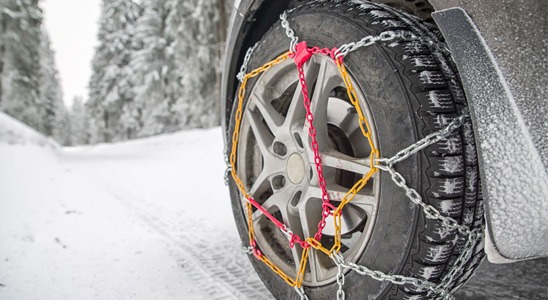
[226,9,485,300]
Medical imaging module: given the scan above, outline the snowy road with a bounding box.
[0,114,546,299]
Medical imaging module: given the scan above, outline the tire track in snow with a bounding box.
[96,180,273,300]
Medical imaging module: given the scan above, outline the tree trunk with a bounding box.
[0,16,6,106]
[103,111,110,142]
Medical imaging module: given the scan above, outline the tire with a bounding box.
[227,1,485,299]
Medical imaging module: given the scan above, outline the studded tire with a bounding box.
[227,1,485,299]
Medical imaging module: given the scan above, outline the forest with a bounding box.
[0,0,233,145]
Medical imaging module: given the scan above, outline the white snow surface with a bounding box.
[0,113,271,300]
[1,112,546,299]
[0,113,60,149]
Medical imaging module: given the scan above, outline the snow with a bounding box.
[0,113,60,148]
[441,156,463,174]
[0,112,546,299]
[426,244,451,263]
[0,112,270,300]
[427,91,452,110]
[439,201,459,214]
[441,178,462,195]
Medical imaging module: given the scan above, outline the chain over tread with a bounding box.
[359,2,484,298]
[287,1,483,299]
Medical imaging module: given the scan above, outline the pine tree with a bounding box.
[0,0,43,130]
[39,29,66,141]
[129,0,176,137]
[166,0,220,129]
[87,0,140,143]
[86,0,235,141]
[53,108,72,146]
[70,96,89,145]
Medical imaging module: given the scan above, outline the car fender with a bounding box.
[431,5,547,262]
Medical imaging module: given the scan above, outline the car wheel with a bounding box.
[227,1,484,299]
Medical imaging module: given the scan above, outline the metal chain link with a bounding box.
[333,252,452,299]
[335,31,398,58]
[372,108,484,300]
[378,164,472,235]
[236,43,259,82]
[241,245,254,255]
[224,143,232,186]
[331,253,346,300]
[280,11,299,52]
[434,228,483,296]
[295,286,309,300]
[376,108,469,167]
[324,108,481,300]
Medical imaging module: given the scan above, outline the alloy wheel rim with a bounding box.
[237,55,380,286]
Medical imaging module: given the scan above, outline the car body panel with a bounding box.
[432,6,547,262]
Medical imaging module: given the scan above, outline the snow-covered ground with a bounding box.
[0,113,546,299]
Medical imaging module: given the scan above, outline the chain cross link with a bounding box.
[376,108,469,167]
[330,252,453,299]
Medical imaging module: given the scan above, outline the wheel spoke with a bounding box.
[320,149,371,175]
[305,184,345,201]
[253,91,284,136]
[305,184,375,207]
[295,194,322,236]
[251,184,293,220]
[249,169,270,197]
[276,189,307,277]
[310,59,341,148]
[306,246,324,283]
[246,107,274,157]
[284,63,316,131]
[345,194,376,215]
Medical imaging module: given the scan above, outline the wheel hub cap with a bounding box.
[287,153,305,184]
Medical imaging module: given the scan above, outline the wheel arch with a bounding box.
[221,0,291,142]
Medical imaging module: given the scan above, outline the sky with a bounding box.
[41,0,101,107]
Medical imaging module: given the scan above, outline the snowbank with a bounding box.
[0,112,60,149]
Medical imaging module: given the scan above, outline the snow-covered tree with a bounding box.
[0,0,43,130]
[0,1,71,145]
[53,108,72,146]
[39,30,67,141]
[87,0,140,143]
[166,0,221,129]
[129,0,175,137]
[70,96,89,145]
[86,0,234,142]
